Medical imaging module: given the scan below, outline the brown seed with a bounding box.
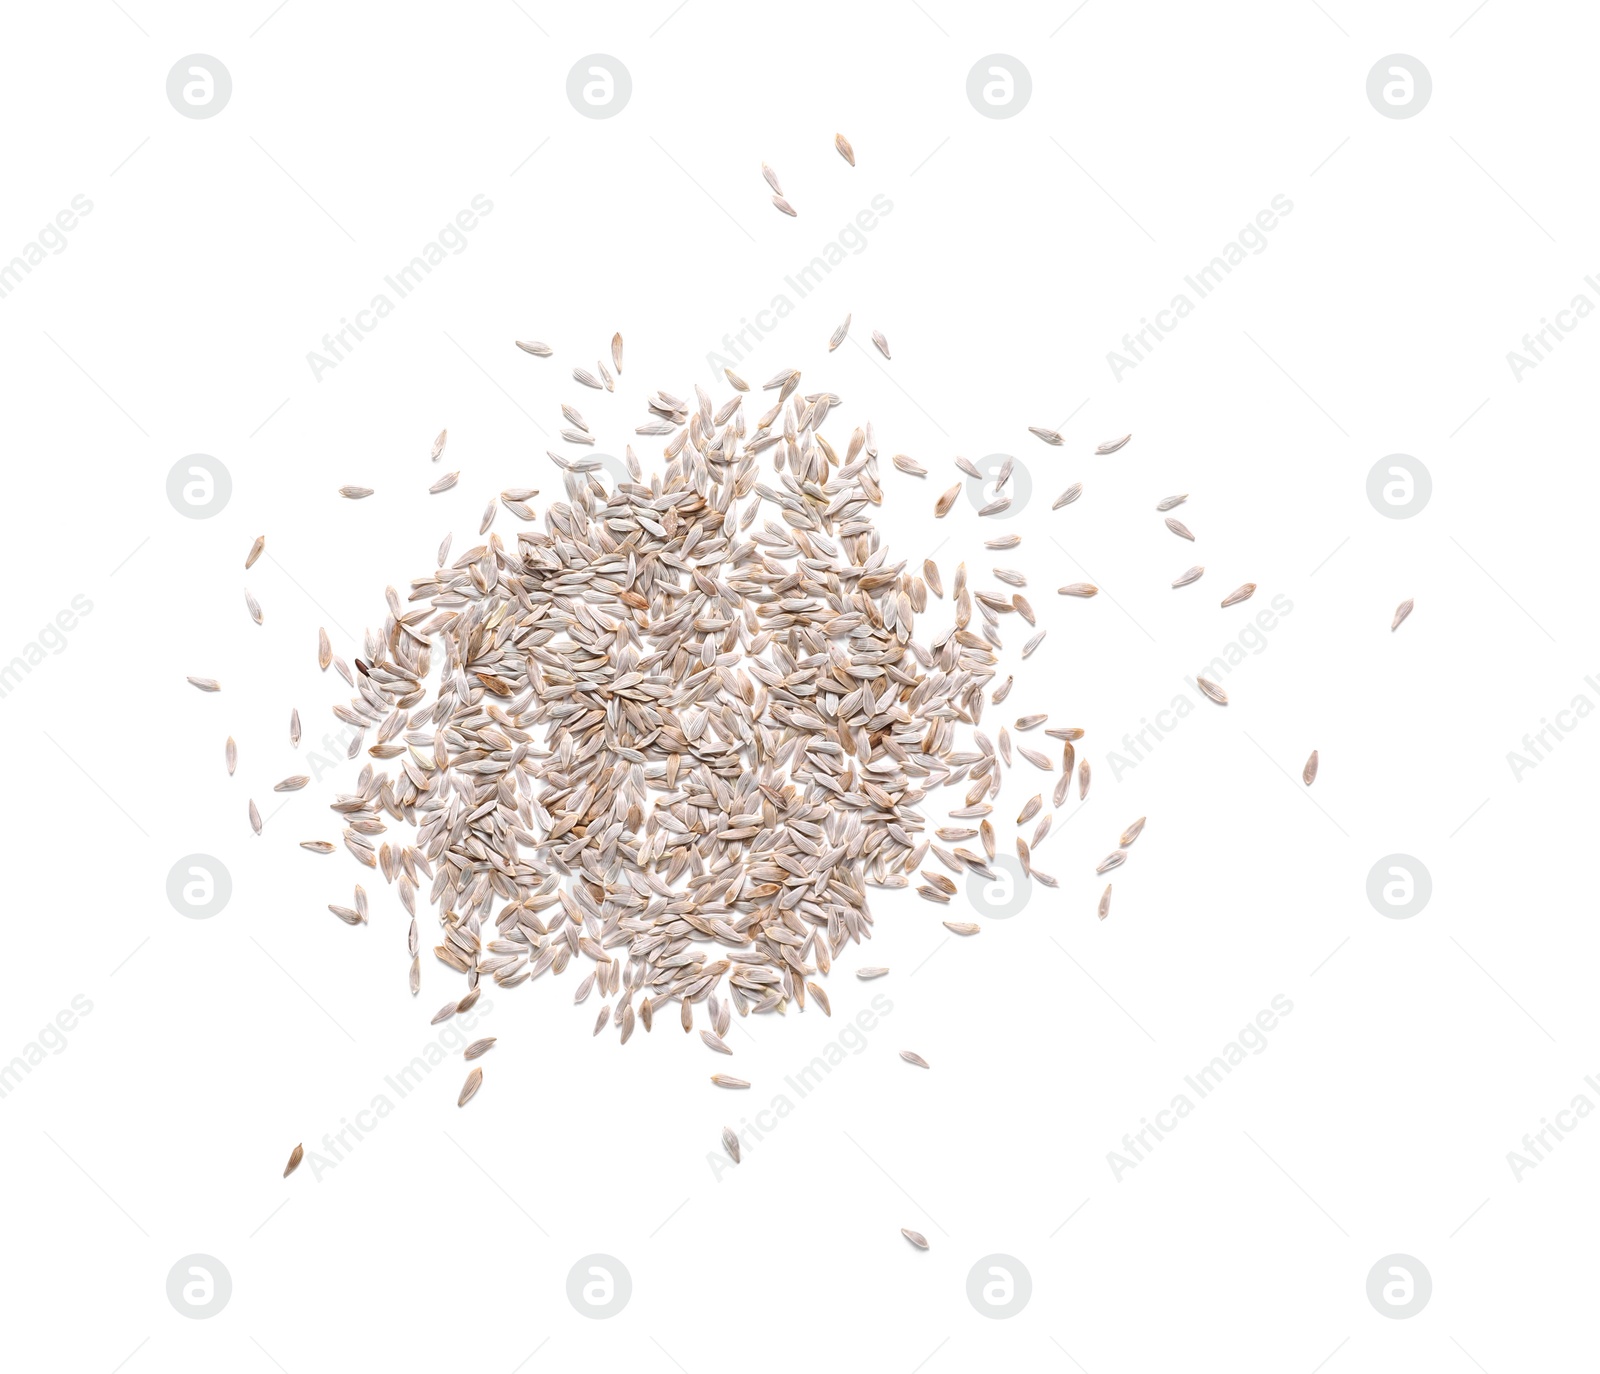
[299,841,334,854]
[1303,750,1319,785]
[458,1066,483,1106]
[1392,598,1414,631]
[283,1143,303,1178]
[1196,676,1228,705]
[463,1037,496,1060]
[934,483,961,517]
[902,1228,930,1249]
[611,332,623,374]
[900,1050,930,1069]
[1221,583,1256,608]
[1058,582,1098,598]
[317,627,331,670]
[245,535,265,569]
[835,132,855,165]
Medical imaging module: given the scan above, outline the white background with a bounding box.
[0,1,1593,1369]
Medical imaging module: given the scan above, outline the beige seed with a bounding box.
[1059,583,1098,598]
[431,1001,456,1025]
[1156,493,1187,511]
[943,921,980,935]
[772,194,797,217]
[711,1074,750,1088]
[431,428,447,461]
[1165,518,1195,541]
[290,709,301,747]
[1079,759,1090,799]
[1096,434,1131,454]
[761,163,783,195]
[1196,676,1228,705]
[463,1037,496,1061]
[339,485,373,499]
[934,484,961,517]
[1221,583,1256,608]
[1099,885,1112,920]
[893,454,927,476]
[701,1030,733,1055]
[248,800,262,834]
[515,340,552,356]
[299,841,334,854]
[872,330,891,359]
[226,737,237,775]
[1392,598,1414,631]
[1097,850,1126,875]
[923,560,943,596]
[900,1050,930,1069]
[317,627,331,670]
[857,967,889,979]
[829,314,851,351]
[725,367,748,391]
[274,775,309,792]
[187,676,220,692]
[409,955,420,996]
[835,132,855,165]
[1120,816,1146,846]
[458,1066,483,1106]
[1303,750,1319,785]
[1029,426,1063,446]
[245,535,264,569]
[611,332,623,374]
[722,1126,741,1163]
[429,471,458,494]
[1052,483,1083,509]
[1172,565,1204,588]
[283,1143,303,1178]
[902,1228,930,1249]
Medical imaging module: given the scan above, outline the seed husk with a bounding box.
[515,340,553,356]
[317,627,331,670]
[274,775,309,792]
[1058,582,1098,598]
[772,194,797,217]
[1096,434,1131,454]
[934,484,961,517]
[1221,583,1256,608]
[431,429,447,461]
[872,330,890,359]
[902,1228,929,1249]
[900,1050,930,1069]
[722,1126,741,1163]
[1303,750,1319,785]
[248,800,262,834]
[1156,493,1187,511]
[829,314,851,351]
[339,485,373,499]
[1165,518,1195,541]
[463,1037,496,1060]
[245,535,264,569]
[1171,565,1204,588]
[1029,426,1063,446]
[188,676,220,692]
[711,1074,750,1088]
[226,737,237,775]
[943,921,980,935]
[1120,816,1146,846]
[761,163,782,195]
[458,1066,483,1106]
[429,471,459,494]
[835,132,855,165]
[1392,598,1414,631]
[857,967,889,979]
[701,1030,733,1056]
[299,840,334,853]
[1052,483,1083,509]
[611,333,623,373]
[1196,676,1228,705]
[1097,850,1126,875]
[893,454,927,476]
[1078,759,1090,800]
[283,1143,303,1178]
[1099,885,1112,920]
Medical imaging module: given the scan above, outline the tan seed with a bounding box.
[458,1066,483,1106]
[283,1143,303,1178]
[1303,750,1319,785]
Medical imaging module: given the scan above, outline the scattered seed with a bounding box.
[1099,885,1112,920]
[900,1050,930,1069]
[339,486,373,499]
[515,340,553,356]
[1156,493,1187,511]
[1196,676,1228,706]
[1220,583,1256,608]
[463,1037,496,1060]
[283,1144,303,1178]
[188,676,220,692]
[943,921,980,935]
[935,484,961,517]
[1029,426,1063,446]
[1096,434,1131,454]
[902,1228,929,1249]
[872,330,891,359]
[1059,583,1098,598]
[857,967,889,979]
[1172,565,1204,588]
[722,1126,741,1163]
[431,429,447,461]
[226,737,237,775]
[1303,750,1318,785]
[1052,483,1083,509]
[1392,598,1414,631]
[1120,816,1146,846]
[711,1074,750,1088]
[829,314,851,351]
[458,1067,483,1106]
[772,194,797,217]
[1166,518,1195,541]
[430,471,459,494]
[835,132,855,165]
[245,535,264,569]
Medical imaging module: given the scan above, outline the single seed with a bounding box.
[1196,676,1228,705]
[463,1037,496,1060]
[872,330,891,358]
[835,132,855,165]
[283,1143,303,1178]
[1058,582,1098,598]
[515,340,552,356]
[1172,565,1204,588]
[458,1067,483,1106]
[722,1126,741,1163]
[1099,885,1112,920]
[1165,517,1195,541]
[1221,583,1256,608]
[1392,598,1414,631]
[245,535,264,569]
[902,1228,929,1249]
[1120,816,1146,846]
[1303,750,1319,785]
[1096,434,1131,454]
[711,1074,750,1088]
[900,1050,930,1069]
[1052,483,1083,509]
